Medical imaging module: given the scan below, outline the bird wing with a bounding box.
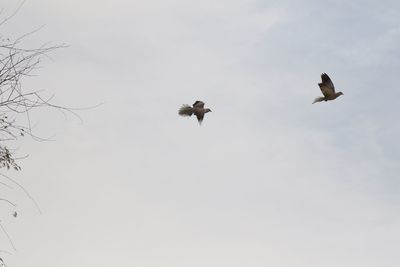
[193,101,205,108]
[178,104,193,116]
[195,113,204,125]
[318,73,335,97]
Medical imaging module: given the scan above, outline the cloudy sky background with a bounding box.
[1,0,400,266]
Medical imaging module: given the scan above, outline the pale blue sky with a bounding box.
[1,0,400,266]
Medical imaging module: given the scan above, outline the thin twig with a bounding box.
[0,222,16,251]
[0,199,16,207]
[0,0,26,27]
[0,173,41,214]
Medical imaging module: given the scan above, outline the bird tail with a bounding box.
[178,104,194,116]
[312,97,325,104]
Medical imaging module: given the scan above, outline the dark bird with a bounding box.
[178,101,212,125]
[313,73,344,104]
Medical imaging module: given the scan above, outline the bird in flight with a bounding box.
[178,101,212,125]
[313,73,344,104]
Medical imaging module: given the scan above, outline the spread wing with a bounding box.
[195,113,204,124]
[193,101,205,108]
[178,104,193,116]
[318,73,335,97]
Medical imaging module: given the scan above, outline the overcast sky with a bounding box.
[1,0,400,266]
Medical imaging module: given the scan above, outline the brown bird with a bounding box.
[178,101,212,125]
[313,73,344,104]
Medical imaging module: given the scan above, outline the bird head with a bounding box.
[336,92,344,97]
[205,108,212,113]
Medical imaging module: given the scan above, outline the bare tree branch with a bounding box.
[0,2,82,263]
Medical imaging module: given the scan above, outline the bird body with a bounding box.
[179,101,212,125]
[313,73,343,104]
